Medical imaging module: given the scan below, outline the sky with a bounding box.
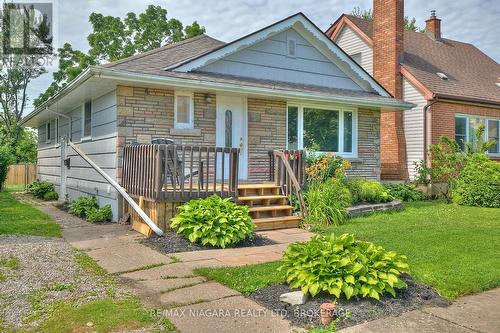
[25,0,500,114]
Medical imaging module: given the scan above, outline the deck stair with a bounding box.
[237,183,301,231]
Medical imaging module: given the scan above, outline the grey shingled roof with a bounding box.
[341,15,500,105]
[102,33,400,103]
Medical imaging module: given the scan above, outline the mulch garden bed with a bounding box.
[141,230,277,254]
[249,274,450,330]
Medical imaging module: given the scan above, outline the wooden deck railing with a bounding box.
[121,144,240,202]
[270,150,307,217]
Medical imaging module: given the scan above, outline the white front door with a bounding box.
[216,95,248,180]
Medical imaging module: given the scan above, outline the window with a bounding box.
[174,92,194,129]
[455,117,467,150]
[55,117,60,143]
[287,38,296,57]
[351,53,362,66]
[454,115,500,155]
[487,119,500,154]
[83,101,92,138]
[46,121,51,143]
[287,106,298,149]
[287,104,357,157]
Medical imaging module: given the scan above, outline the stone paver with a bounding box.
[423,288,500,333]
[338,310,474,333]
[166,295,302,333]
[160,281,240,307]
[87,243,172,274]
[136,277,206,292]
[120,259,224,280]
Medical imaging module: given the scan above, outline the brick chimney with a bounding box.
[425,10,442,41]
[373,0,408,180]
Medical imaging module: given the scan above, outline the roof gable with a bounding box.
[168,13,390,97]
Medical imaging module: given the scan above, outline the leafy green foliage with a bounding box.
[453,154,500,208]
[346,178,392,203]
[68,197,98,218]
[86,204,113,223]
[351,6,423,31]
[305,154,350,183]
[0,146,13,190]
[383,184,426,202]
[35,5,206,106]
[27,181,56,200]
[280,234,409,300]
[43,191,59,201]
[304,179,352,227]
[170,195,253,248]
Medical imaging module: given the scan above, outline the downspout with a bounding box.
[423,97,438,168]
[67,140,164,236]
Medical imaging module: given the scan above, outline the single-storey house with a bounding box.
[21,12,411,225]
[327,0,500,180]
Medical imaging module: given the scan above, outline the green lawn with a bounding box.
[0,191,61,237]
[327,201,500,299]
[195,261,285,294]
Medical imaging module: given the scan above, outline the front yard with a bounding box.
[198,202,500,300]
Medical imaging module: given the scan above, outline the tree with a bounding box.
[351,6,423,32]
[35,5,205,106]
[0,3,51,162]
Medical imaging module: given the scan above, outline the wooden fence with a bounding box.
[5,164,37,186]
[121,144,240,202]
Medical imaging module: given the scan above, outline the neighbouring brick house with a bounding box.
[327,0,500,180]
[22,13,411,221]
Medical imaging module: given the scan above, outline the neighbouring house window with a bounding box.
[287,106,298,149]
[83,101,92,138]
[455,115,500,155]
[455,116,467,150]
[46,121,51,143]
[287,105,357,157]
[225,110,232,148]
[174,92,194,129]
[487,119,500,154]
[351,53,362,66]
[287,38,296,57]
[55,117,59,143]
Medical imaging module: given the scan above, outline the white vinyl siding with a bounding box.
[402,78,426,180]
[37,90,119,219]
[199,28,363,91]
[334,25,373,75]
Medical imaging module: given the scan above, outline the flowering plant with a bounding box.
[305,153,350,183]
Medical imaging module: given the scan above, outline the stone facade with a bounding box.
[116,85,217,182]
[115,85,383,182]
[247,98,287,181]
[347,109,381,180]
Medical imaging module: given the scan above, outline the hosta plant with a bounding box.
[170,195,254,248]
[280,233,409,300]
[68,197,99,218]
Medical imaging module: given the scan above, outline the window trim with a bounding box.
[45,121,51,143]
[455,114,500,156]
[286,102,358,158]
[82,100,93,141]
[174,91,194,129]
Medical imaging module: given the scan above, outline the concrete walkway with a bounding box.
[37,203,311,333]
[36,202,500,333]
[339,288,500,333]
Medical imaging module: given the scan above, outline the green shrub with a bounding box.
[43,191,59,201]
[68,197,99,218]
[383,183,426,202]
[304,179,352,227]
[86,204,113,223]
[453,154,500,208]
[0,146,13,190]
[280,233,409,300]
[170,195,254,248]
[27,181,56,199]
[346,178,392,203]
[305,154,350,183]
